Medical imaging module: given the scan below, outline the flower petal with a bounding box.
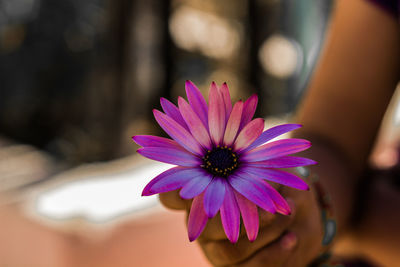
[153,109,204,155]
[223,101,243,146]
[220,83,232,121]
[178,97,212,150]
[179,172,213,199]
[137,147,201,167]
[240,166,309,190]
[263,182,291,215]
[160,97,190,131]
[241,138,311,162]
[234,118,264,153]
[204,176,226,218]
[228,172,276,213]
[142,167,200,196]
[239,94,258,131]
[185,80,208,128]
[245,156,317,168]
[188,192,208,241]
[220,182,240,243]
[245,124,302,152]
[132,135,181,149]
[234,191,259,241]
[208,82,226,145]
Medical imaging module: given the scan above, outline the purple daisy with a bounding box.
[133,81,315,243]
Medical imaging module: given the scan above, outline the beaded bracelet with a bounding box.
[296,166,342,267]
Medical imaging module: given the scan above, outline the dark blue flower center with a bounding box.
[202,145,238,177]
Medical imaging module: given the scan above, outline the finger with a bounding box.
[197,198,296,243]
[198,208,277,242]
[234,231,298,267]
[282,196,325,267]
[281,230,322,267]
[279,220,323,267]
[159,190,191,210]
[198,210,295,266]
[279,185,308,209]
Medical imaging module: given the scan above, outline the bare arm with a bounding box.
[157,1,400,266]
[294,0,400,237]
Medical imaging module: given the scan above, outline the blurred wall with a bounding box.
[0,0,333,167]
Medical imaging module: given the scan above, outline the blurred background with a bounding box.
[1,0,396,266]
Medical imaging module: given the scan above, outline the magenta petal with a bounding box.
[234,118,264,153]
[185,80,208,128]
[241,138,311,162]
[245,124,302,152]
[228,172,276,213]
[240,166,309,190]
[246,156,317,168]
[223,101,243,146]
[239,94,258,131]
[153,109,203,155]
[132,135,181,149]
[179,172,213,199]
[234,191,259,241]
[188,192,208,241]
[137,147,201,167]
[178,97,212,150]
[142,167,200,196]
[160,97,190,131]
[263,182,291,215]
[220,183,240,243]
[204,177,226,218]
[220,83,232,121]
[208,82,226,145]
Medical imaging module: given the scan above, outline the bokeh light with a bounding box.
[169,6,240,59]
[259,34,303,79]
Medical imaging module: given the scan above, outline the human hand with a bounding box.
[160,179,326,267]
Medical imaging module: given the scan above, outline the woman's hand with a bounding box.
[160,180,326,267]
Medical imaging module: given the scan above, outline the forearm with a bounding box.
[291,0,400,239]
[294,0,398,174]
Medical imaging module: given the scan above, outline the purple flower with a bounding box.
[133,81,315,243]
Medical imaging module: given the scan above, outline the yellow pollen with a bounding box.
[202,146,239,177]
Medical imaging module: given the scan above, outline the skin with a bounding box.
[0,0,398,266]
[160,0,400,266]
[160,181,324,267]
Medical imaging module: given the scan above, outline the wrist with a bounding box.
[293,140,359,238]
[296,166,337,247]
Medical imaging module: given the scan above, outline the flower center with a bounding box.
[202,145,238,177]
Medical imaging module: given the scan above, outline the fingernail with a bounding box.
[280,231,297,250]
